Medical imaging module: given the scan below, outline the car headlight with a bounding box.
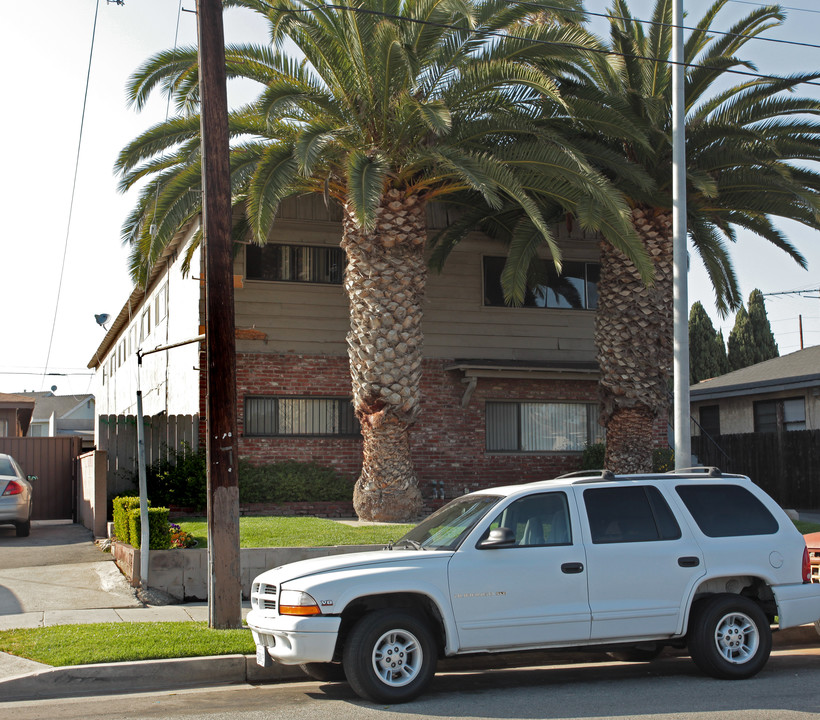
[279,589,321,616]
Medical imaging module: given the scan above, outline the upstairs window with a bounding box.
[483,257,599,310]
[244,396,359,437]
[486,401,603,452]
[246,244,344,284]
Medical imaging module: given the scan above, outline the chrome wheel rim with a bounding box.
[371,628,423,687]
[714,611,759,664]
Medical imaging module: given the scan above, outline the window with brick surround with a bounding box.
[246,243,344,284]
[486,401,604,452]
[483,257,599,309]
[244,397,359,436]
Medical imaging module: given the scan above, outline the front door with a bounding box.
[448,491,591,652]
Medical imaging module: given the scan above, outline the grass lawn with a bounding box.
[177,516,415,549]
[0,622,254,667]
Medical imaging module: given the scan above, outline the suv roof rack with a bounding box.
[666,466,722,477]
[554,469,615,481]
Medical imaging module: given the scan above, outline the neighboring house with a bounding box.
[25,392,96,448]
[89,197,632,497]
[0,394,35,437]
[690,345,820,438]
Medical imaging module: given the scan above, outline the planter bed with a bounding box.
[112,541,381,602]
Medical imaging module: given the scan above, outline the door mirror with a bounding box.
[479,527,516,549]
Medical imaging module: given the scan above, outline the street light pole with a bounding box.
[672,0,691,470]
[196,0,241,629]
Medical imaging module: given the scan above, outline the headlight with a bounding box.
[279,589,321,616]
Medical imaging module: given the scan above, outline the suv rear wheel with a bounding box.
[343,609,437,703]
[688,594,771,679]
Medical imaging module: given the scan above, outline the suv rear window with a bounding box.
[676,484,779,537]
[584,486,681,544]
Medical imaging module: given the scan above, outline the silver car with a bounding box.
[0,453,34,537]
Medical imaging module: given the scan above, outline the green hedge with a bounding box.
[112,496,146,545]
[239,461,354,503]
[128,507,171,550]
[581,443,676,473]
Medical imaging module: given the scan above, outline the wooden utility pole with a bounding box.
[196,0,241,629]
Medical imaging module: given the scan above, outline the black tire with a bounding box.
[15,519,30,538]
[342,609,437,704]
[299,662,347,683]
[607,642,662,663]
[687,594,772,679]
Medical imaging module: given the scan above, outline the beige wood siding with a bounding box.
[234,214,600,364]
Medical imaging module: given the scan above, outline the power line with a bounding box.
[727,0,820,16]
[314,4,820,89]
[40,0,116,391]
[523,1,820,53]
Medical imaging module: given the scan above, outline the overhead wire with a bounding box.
[40,0,103,392]
[309,4,820,89]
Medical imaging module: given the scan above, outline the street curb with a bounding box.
[1,624,816,703]
[0,654,307,703]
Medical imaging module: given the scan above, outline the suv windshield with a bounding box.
[395,495,501,551]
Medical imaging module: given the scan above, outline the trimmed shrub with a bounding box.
[239,461,354,503]
[581,443,606,470]
[128,507,171,550]
[112,496,146,545]
[653,447,675,473]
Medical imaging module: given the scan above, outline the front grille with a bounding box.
[251,582,278,611]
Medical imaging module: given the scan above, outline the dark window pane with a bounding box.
[676,484,779,537]
[487,492,572,547]
[246,244,344,284]
[584,486,661,544]
[753,400,778,433]
[645,486,682,540]
[483,257,599,310]
[486,402,519,451]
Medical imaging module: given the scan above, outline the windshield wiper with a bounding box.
[393,538,424,550]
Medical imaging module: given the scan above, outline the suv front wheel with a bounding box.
[687,594,772,679]
[343,609,437,703]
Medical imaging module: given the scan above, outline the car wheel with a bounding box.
[15,519,30,537]
[688,594,771,679]
[607,642,662,663]
[299,662,347,682]
[343,609,437,704]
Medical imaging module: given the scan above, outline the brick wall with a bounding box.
[227,352,613,501]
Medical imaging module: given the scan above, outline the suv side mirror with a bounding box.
[479,527,516,549]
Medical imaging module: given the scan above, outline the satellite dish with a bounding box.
[50,386,58,393]
[95,313,111,328]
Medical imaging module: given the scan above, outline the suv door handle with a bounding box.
[561,562,584,574]
[678,556,700,568]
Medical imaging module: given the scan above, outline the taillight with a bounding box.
[2,481,23,496]
[803,545,811,584]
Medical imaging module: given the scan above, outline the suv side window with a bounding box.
[676,484,779,537]
[487,492,572,547]
[584,486,682,544]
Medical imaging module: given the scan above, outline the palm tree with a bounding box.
[442,0,820,472]
[116,0,646,520]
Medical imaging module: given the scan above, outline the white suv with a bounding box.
[248,470,820,703]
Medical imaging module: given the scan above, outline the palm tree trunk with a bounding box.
[342,188,426,521]
[594,206,673,473]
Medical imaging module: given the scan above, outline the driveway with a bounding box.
[0,520,140,617]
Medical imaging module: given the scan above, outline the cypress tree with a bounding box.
[747,289,779,362]
[689,302,729,383]
[727,290,779,371]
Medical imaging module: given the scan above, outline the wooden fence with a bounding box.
[97,414,199,496]
[692,429,820,508]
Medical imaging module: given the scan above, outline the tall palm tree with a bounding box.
[438,0,820,472]
[116,0,646,520]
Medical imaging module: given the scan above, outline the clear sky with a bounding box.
[0,0,818,396]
